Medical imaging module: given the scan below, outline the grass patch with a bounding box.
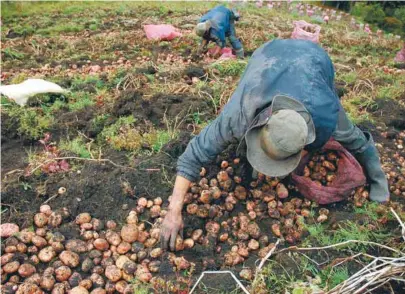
[211,59,248,77]
[68,92,95,111]
[60,137,92,158]
[2,47,25,60]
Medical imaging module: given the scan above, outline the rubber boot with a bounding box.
[354,132,389,202]
[235,48,244,59]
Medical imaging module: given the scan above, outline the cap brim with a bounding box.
[271,95,316,145]
[246,127,302,177]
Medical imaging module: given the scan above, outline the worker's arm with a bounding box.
[197,39,209,55]
[332,105,389,202]
[161,106,246,249]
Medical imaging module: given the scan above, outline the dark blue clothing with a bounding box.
[200,5,242,50]
[177,40,349,181]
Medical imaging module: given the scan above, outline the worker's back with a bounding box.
[224,39,340,149]
[200,5,232,35]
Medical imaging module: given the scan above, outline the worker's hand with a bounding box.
[160,175,190,251]
[160,205,183,251]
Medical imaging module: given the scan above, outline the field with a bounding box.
[1,1,405,294]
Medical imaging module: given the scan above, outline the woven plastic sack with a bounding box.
[291,140,366,204]
[291,20,321,43]
[394,44,405,63]
[143,24,182,41]
[220,47,236,59]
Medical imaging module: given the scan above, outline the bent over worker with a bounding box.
[161,39,389,250]
[195,5,244,58]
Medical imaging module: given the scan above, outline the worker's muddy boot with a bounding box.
[235,48,244,59]
[354,132,389,202]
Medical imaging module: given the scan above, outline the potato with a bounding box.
[34,213,48,228]
[191,229,203,241]
[153,197,163,206]
[49,212,63,228]
[91,219,104,231]
[51,283,66,294]
[143,238,157,248]
[3,261,20,274]
[115,256,130,270]
[59,251,80,268]
[81,223,93,231]
[5,246,17,253]
[239,268,253,281]
[0,223,19,238]
[68,272,83,287]
[149,228,160,240]
[137,198,148,208]
[55,266,72,282]
[125,212,138,225]
[16,282,41,294]
[146,200,153,208]
[38,246,56,263]
[65,240,87,253]
[122,260,137,275]
[115,280,128,293]
[18,263,36,278]
[105,265,121,282]
[186,203,198,215]
[40,274,56,291]
[199,190,212,204]
[70,286,89,294]
[116,242,131,255]
[75,213,91,225]
[317,214,328,223]
[40,204,52,215]
[17,230,35,244]
[32,236,47,248]
[1,253,14,266]
[247,222,261,239]
[52,242,65,253]
[271,223,281,237]
[50,232,66,243]
[106,221,117,230]
[248,239,260,251]
[106,231,122,246]
[135,265,152,283]
[150,205,161,218]
[276,183,289,199]
[90,288,107,294]
[183,238,195,249]
[93,239,109,251]
[90,273,105,288]
[79,279,92,290]
[148,261,161,273]
[217,171,229,182]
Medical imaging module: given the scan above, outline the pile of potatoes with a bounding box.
[302,151,340,186]
[2,153,368,293]
[1,200,192,294]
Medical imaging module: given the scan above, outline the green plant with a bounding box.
[2,47,25,60]
[319,266,349,289]
[382,17,403,34]
[7,107,54,139]
[68,92,94,111]
[211,59,247,76]
[364,4,385,25]
[60,137,92,158]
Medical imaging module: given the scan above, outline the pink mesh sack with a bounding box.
[291,20,321,43]
[394,44,405,63]
[144,25,182,41]
[219,48,236,60]
[292,140,366,204]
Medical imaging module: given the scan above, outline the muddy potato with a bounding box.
[32,236,47,248]
[69,272,83,287]
[116,242,131,255]
[135,265,152,283]
[191,229,203,241]
[173,257,191,270]
[196,206,209,218]
[148,260,161,273]
[149,228,160,240]
[150,205,161,218]
[115,280,128,293]
[224,252,244,266]
[9,275,20,283]
[41,274,56,291]
[60,251,80,268]
[143,238,157,248]
[70,286,89,294]
[90,273,105,288]
[90,288,106,294]
[137,197,148,208]
[105,281,116,293]
[115,256,130,270]
[5,245,17,253]
[3,261,20,274]
[106,221,117,230]
[238,247,249,258]
[55,266,72,282]
[79,279,92,290]
[247,222,261,239]
[149,248,162,259]
[183,238,195,249]
[25,273,41,285]
[52,241,65,253]
[105,231,122,246]
[120,224,138,243]
[48,212,63,228]
[1,253,15,266]
[217,171,229,182]
[18,230,35,244]
[18,263,36,278]
[16,282,41,294]
[276,183,289,199]
[39,246,56,263]
[81,258,94,273]
[105,265,121,282]
[248,239,260,251]
[93,239,109,251]
[186,203,198,215]
[51,283,65,294]
[75,213,91,225]
[34,213,48,228]
[239,268,253,281]
[271,223,281,237]
[146,200,153,208]
[205,221,220,235]
[317,214,328,223]
[122,260,137,275]
[65,239,87,253]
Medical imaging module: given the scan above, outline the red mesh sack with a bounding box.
[291,20,321,43]
[143,25,182,41]
[291,140,366,204]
